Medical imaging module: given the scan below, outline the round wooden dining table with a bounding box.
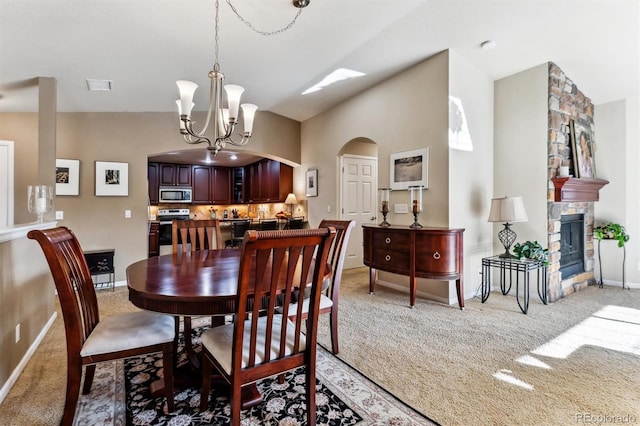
[126,248,331,409]
[127,249,244,317]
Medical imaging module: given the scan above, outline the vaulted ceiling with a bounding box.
[1,0,637,124]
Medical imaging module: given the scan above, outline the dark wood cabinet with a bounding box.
[147,159,292,205]
[245,159,293,202]
[147,163,159,205]
[232,167,245,203]
[211,167,231,204]
[192,165,212,204]
[363,224,465,309]
[158,163,192,186]
[148,222,160,257]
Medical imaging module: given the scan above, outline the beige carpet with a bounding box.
[1,268,639,425]
[315,268,640,426]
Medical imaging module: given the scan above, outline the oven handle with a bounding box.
[159,221,173,225]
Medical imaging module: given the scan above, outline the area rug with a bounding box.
[75,326,435,425]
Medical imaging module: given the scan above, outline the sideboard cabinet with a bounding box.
[362,224,465,309]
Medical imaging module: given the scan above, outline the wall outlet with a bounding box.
[124,210,132,218]
[15,323,20,343]
[55,210,64,220]
[327,205,331,213]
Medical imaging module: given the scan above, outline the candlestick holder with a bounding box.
[408,185,423,228]
[378,188,391,227]
[27,185,53,223]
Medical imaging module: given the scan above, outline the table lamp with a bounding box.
[488,196,528,258]
[285,193,297,216]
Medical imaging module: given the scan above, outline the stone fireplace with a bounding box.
[546,63,602,302]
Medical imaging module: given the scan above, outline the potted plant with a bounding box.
[513,240,549,265]
[593,223,630,247]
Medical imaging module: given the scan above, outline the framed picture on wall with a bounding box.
[55,159,80,196]
[390,148,429,190]
[95,161,129,196]
[570,119,596,178]
[306,169,318,197]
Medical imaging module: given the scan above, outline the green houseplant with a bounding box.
[593,223,630,247]
[512,240,549,265]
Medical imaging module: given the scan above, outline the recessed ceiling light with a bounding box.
[86,79,113,91]
[230,154,238,160]
[480,40,496,50]
[302,68,365,95]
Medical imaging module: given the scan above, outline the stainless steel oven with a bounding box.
[157,208,190,247]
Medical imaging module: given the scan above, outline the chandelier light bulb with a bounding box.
[241,103,258,135]
[176,80,198,117]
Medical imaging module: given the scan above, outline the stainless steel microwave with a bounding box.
[159,187,192,203]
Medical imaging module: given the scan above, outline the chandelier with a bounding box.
[176,0,310,156]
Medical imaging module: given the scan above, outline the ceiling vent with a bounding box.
[86,79,112,91]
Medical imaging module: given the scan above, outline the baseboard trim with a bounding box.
[0,311,58,404]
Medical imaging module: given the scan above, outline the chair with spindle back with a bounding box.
[172,219,224,363]
[28,226,175,425]
[199,227,336,425]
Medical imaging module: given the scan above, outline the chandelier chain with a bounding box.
[225,0,303,36]
[214,0,220,69]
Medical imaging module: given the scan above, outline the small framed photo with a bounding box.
[55,159,80,196]
[390,148,429,190]
[306,169,318,197]
[95,161,129,196]
[570,119,596,178]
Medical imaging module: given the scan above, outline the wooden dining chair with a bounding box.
[27,227,175,425]
[172,219,222,253]
[286,219,355,355]
[199,227,336,426]
[171,219,224,363]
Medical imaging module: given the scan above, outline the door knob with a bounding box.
[370,216,376,221]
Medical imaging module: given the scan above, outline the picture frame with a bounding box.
[570,119,596,178]
[390,148,429,190]
[95,161,129,196]
[55,159,80,196]
[306,169,318,197]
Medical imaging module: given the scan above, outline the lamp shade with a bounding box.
[487,196,528,223]
[285,193,297,205]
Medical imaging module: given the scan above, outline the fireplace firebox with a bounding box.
[559,214,585,278]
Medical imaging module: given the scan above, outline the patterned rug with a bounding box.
[75,326,435,425]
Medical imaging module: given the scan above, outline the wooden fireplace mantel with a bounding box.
[551,177,609,202]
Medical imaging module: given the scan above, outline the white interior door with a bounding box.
[0,140,14,227]
[340,155,377,269]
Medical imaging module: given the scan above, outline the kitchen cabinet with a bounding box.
[148,163,159,205]
[148,222,160,257]
[246,159,293,202]
[192,165,212,204]
[232,167,245,203]
[211,167,231,204]
[159,163,192,186]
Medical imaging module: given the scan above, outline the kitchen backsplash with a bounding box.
[149,201,307,222]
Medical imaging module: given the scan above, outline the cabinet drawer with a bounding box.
[371,248,410,274]
[415,234,458,274]
[372,231,410,252]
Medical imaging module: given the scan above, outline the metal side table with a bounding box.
[481,255,548,314]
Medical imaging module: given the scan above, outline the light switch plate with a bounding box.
[125,210,132,218]
[55,211,64,220]
[394,203,408,214]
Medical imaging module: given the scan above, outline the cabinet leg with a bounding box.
[409,276,416,308]
[456,278,464,310]
[369,268,376,294]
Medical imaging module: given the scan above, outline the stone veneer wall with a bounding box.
[546,62,597,302]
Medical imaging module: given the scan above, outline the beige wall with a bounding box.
[594,99,639,284]
[448,50,495,299]
[300,51,484,303]
[494,64,549,246]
